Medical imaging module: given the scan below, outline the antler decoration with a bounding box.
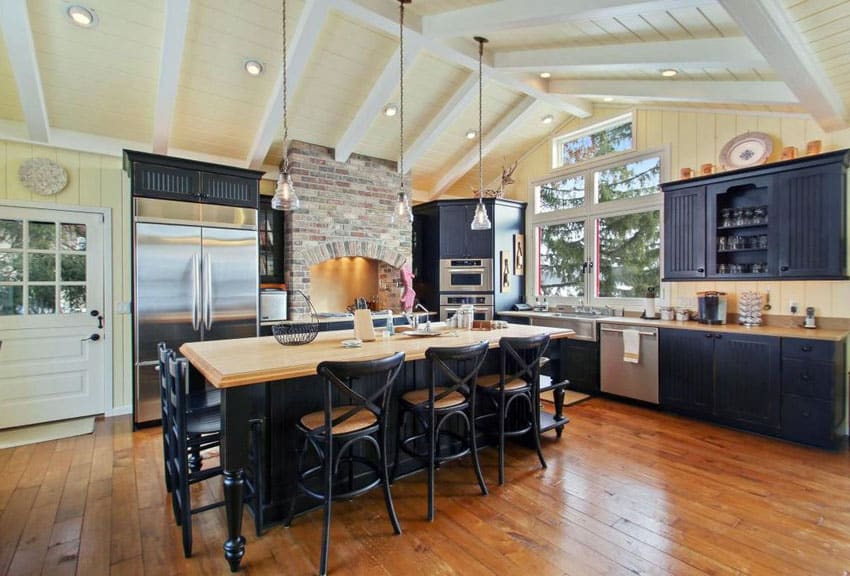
[472,159,518,199]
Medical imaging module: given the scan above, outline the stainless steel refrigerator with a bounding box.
[133,197,258,424]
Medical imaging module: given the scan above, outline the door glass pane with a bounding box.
[0,220,23,248]
[29,221,56,249]
[29,286,56,314]
[596,156,661,202]
[535,175,585,213]
[61,223,87,251]
[29,253,56,281]
[537,221,585,297]
[0,252,22,281]
[61,254,86,282]
[0,286,23,315]
[596,210,660,298]
[61,285,87,313]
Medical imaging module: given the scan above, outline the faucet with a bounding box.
[404,303,431,331]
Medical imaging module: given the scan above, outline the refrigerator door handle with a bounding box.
[204,253,214,330]
[191,253,201,331]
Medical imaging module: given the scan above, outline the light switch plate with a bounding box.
[115,301,131,314]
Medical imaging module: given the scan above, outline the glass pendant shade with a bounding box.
[470,200,491,230]
[271,169,299,211]
[391,191,413,224]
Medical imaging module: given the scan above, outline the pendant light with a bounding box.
[391,0,413,224]
[470,36,492,231]
[272,0,299,211]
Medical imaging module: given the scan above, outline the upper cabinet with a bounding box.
[662,149,849,281]
[123,150,262,209]
[438,202,494,259]
[258,196,285,284]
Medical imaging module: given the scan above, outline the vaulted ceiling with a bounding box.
[1,0,848,199]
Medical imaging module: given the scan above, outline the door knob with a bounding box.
[81,334,101,342]
[90,309,104,329]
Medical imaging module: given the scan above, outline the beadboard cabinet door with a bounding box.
[659,329,714,416]
[663,185,706,279]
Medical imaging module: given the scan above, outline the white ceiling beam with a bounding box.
[152,0,191,154]
[331,0,592,118]
[247,0,330,169]
[430,96,537,199]
[550,79,798,105]
[494,37,766,72]
[404,73,478,170]
[422,0,710,38]
[718,0,847,131]
[0,0,50,142]
[334,38,422,163]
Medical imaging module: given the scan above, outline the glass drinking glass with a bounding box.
[721,208,732,227]
[743,208,754,225]
[718,236,726,251]
[753,206,765,224]
[733,208,744,226]
[759,234,768,249]
[718,263,728,274]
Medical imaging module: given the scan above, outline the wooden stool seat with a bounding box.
[401,387,466,409]
[299,406,378,434]
[476,373,528,391]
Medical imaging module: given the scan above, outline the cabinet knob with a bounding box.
[704,333,713,338]
[714,334,722,339]
[800,373,810,381]
[780,265,789,272]
[696,267,705,273]
[801,345,812,352]
[802,410,810,418]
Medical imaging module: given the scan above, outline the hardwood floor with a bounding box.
[2,398,850,575]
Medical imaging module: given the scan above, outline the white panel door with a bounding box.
[0,205,106,428]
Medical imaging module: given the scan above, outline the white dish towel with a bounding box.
[623,329,641,364]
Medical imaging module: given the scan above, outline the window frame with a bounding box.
[530,145,669,308]
[551,112,635,170]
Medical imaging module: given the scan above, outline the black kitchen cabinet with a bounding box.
[561,339,599,395]
[124,150,261,209]
[713,333,781,433]
[258,196,285,284]
[660,329,714,416]
[662,149,849,281]
[663,185,706,279]
[438,202,494,259]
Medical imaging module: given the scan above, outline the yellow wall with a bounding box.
[0,140,131,410]
[508,106,850,319]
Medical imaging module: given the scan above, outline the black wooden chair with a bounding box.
[162,348,265,557]
[476,334,550,485]
[285,352,405,576]
[393,341,489,521]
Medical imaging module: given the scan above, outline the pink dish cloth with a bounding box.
[400,263,416,312]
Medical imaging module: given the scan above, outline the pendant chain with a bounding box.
[282,0,288,170]
[399,1,405,191]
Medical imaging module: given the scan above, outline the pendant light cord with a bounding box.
[399,0,405,193]
[282,0,289,171]
[478,39,483,199]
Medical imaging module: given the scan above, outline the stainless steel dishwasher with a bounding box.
[600,322,659,404]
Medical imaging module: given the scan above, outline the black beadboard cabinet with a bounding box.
[123,150,262,209]
[662,149,849,281]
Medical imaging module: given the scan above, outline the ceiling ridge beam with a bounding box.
[430,96,537,199]
[494,37,766,72]
[247,0,330,169]
[550,79,798,105]
[152,0,191,154]
[0,0,50,142]
[330,0,592,119]
[334,37,423,163]
[422,0,710,38]
[718,0,847,131]
[404,72,477,171]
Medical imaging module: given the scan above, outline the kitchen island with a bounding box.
[179,323,574,572]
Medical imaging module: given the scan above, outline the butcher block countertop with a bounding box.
[180,323,574,389]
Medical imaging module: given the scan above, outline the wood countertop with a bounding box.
[499,311,848,341]
[180,323,574,389]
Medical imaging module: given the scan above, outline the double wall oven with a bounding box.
[439,294,493,322]
[438,258,494,322]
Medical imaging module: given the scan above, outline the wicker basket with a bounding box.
[272,290,319,346]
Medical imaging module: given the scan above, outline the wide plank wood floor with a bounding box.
[2,398,850,575]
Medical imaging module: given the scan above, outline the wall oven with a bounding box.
[439,294,494,322]
[439,258,493,292]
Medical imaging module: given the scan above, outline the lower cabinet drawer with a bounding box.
[781,358,834,399]
[781,394,836,448]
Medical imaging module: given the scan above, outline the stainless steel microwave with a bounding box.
[439,258,493,292]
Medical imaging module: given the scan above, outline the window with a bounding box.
[552,113,633,169]
[532,146,663,306]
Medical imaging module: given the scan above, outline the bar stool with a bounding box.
[163,349,265,557]
[393,341,490,521]
[476,334,550,485]
[285,352,405,576]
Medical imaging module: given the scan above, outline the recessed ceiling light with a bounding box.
[465,129,477,139]
[539,72,551,79]
[243,59,264,76]
[66,5,97,28]
[383,103,398,117]
[603,96,614,102]
[661,68,678,77]
[541,114,554,125]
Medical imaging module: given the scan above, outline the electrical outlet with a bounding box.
[790,300,799,314]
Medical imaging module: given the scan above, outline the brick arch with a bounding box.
[304,240,407,269]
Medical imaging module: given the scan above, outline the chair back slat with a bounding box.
[499,334,550,387]
[426,341,489,404]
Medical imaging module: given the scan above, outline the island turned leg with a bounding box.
[221,386,251,572]
[553,386,566,438]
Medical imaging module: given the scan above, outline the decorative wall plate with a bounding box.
[19,158,68,196]
[719,132,773,170]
